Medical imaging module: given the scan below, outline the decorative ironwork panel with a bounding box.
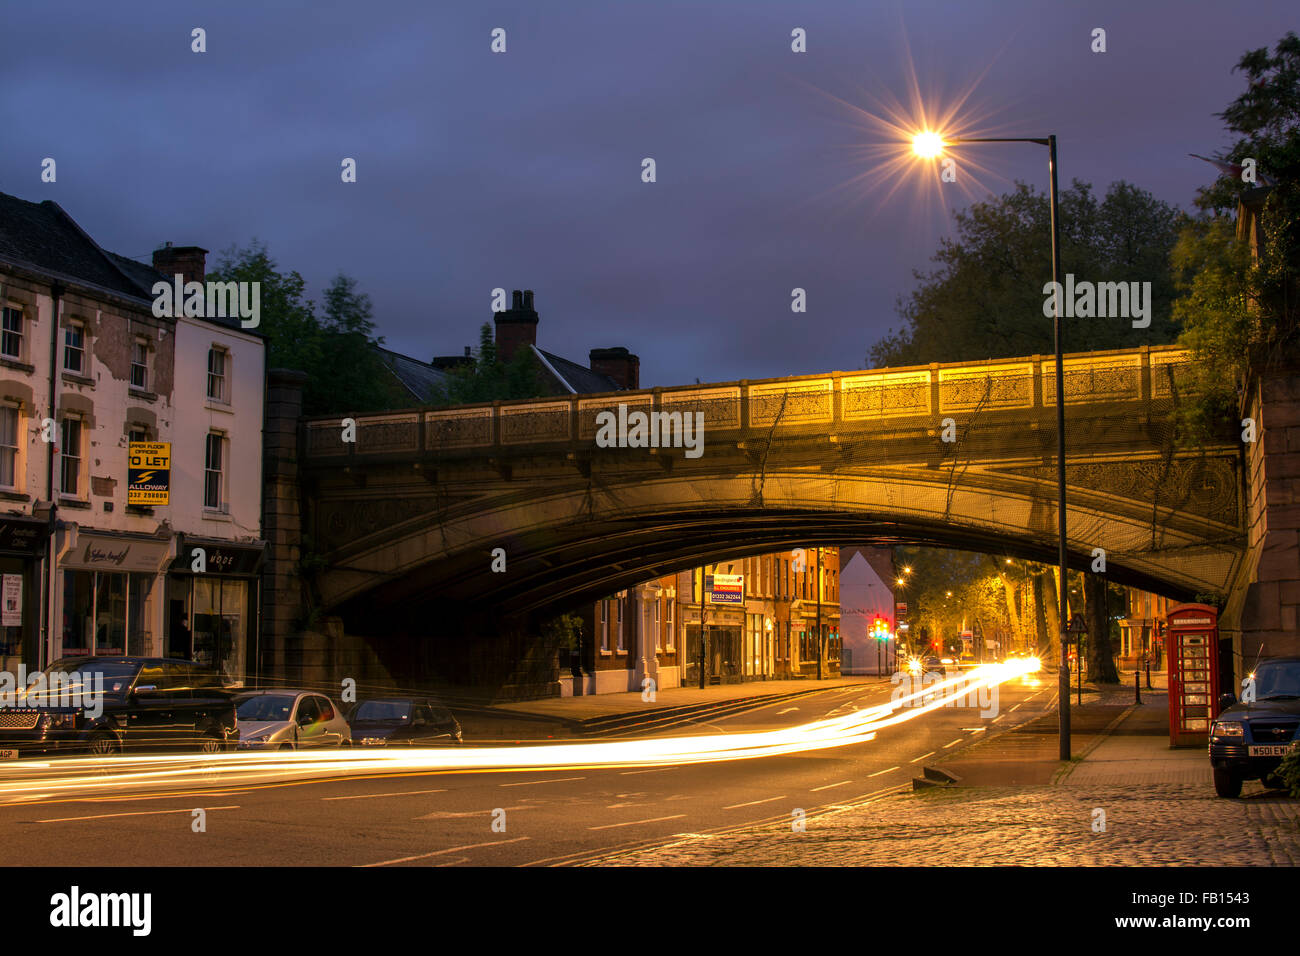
[578,395,654,440]
[939,364,1034,412]
[499,401,571,445]
[306,421,348,457]
[356,414,420,455]
[660,386,742,431]
[841,370,931,419]
[1044,355,1142,405]
[1151,353,1195,399]
[749,380,832,427]
[425,407,493,450]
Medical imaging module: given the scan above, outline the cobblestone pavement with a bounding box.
[585,783,1300,866]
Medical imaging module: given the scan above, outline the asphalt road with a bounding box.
[0,672,1057,866]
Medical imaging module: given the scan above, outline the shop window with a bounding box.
[61,569,154,659]
[173,575,248,683]
[94,573,127,655]
[1,307,22,360]
[59,417,82,497]
[207,348,227,401]
[0,405,18,489]
[64,324,85,374]
[130,340,149,390]
[61,570,94,656]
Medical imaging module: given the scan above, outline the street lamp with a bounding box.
[911,130,1071,760]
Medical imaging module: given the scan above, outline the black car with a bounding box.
[1209,656,1300,797]
[0,657,237,758]
[349,698,463,747]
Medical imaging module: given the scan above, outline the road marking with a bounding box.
[776,707,799,715]
[723,795,787,809]
[868,766,900,777]
[588,814,687,831]
[908,751,935,763]
[959,727,985,731]
[992,715,1005,722]
[38,805,239,824]
[619,768,676,775]
[1009,703,1022,712]
[810,780,853,792]
[942,738,963,748]
[323,788,447,801]
[499,776,586,788]
[362,836,530,867]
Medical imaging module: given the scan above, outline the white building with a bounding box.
[0,193,264,680]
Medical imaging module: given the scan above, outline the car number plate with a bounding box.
[1248,744,1297,756]
[0,749,18,759]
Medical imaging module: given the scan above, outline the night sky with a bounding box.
[3,1,1294,387]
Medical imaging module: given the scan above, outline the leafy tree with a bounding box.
[871,180,1182,368]
[204,243,393,415]
[1174,31,1300,432]
[430,322,547,406]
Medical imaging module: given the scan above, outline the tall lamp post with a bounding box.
[912,131,1071,759]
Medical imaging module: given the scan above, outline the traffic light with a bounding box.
[872,617,888,641]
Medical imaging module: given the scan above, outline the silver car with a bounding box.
[235,691,352,750]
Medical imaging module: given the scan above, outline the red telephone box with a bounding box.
[1167,604,1220,747]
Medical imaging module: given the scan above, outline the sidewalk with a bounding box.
[586,671,1300,866]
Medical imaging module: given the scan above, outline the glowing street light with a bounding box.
[909,126,1071,760]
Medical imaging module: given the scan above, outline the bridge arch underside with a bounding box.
[318,463,1243,631]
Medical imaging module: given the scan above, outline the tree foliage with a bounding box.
[429,323,547,406]
[204,241,394,415]
[871,180,1182,367]
[1174,31,1300,424]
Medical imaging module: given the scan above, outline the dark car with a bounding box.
[1209,656,1300,797]
[349,698,463,747]
[922,656,947,677]
[0,657,237,759]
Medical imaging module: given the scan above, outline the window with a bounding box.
[63,324,85,374]
[204,432,224,509]
[0,405,17,488]
[616,596,625,652]
[599,600,609,651]
[130,341,149,390]
[128,425,149,445]
[666,599,674,650]
[60,417,81,496]
[654,600,661,652]
[207,348,227,401]
[1,307,22,359]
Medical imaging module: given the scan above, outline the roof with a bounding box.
[0,192,151,302]
[376,346,450,402]
[535,346,622,394]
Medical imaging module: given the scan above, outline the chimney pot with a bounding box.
[511,290,523,310]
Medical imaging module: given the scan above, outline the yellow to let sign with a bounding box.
[128,441,171,505]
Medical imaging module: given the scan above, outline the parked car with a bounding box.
[1209,656,1300,797]
[349,698,463,747]
[0,657,236,758]
[235,690,352,750]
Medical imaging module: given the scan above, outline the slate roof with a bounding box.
[535,346,621,394]
[376,346,450,402]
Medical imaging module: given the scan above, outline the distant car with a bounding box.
[0,657,236,758]
[922,656,947,677]
[349,698,463,747]
[235,690,351,750]
[1210,657,1300,797]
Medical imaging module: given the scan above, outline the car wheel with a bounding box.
[88,732,120,757]
[1213,768,1243,798]
[198,732,225,755]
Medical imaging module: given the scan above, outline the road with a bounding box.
[0,671,1056,866]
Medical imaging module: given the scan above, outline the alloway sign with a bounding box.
[127,442,171,506]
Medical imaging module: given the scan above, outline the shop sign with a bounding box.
[169,544,264,575]
[0,519,47,555]
[707,573,744,605]
[63,533,171,573]
[127,442,171,506]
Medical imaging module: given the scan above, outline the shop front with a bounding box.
[165,537,263,686]
[57,529,173,661]
[0,515,50,673]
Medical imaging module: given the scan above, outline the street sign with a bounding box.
[897,602,908,615]
[1065,613,1088,643]
[127,441,171,506]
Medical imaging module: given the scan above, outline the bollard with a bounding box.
[1135,667,1141,705]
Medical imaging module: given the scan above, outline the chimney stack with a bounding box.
[152,242,208,287]
[590,347,640,390]
[494,288,539,363]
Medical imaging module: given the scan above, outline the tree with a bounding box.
[204,242,395,415]
[430,323,547,406]
[871,180,1182,368]
[1174,31,1300,432]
